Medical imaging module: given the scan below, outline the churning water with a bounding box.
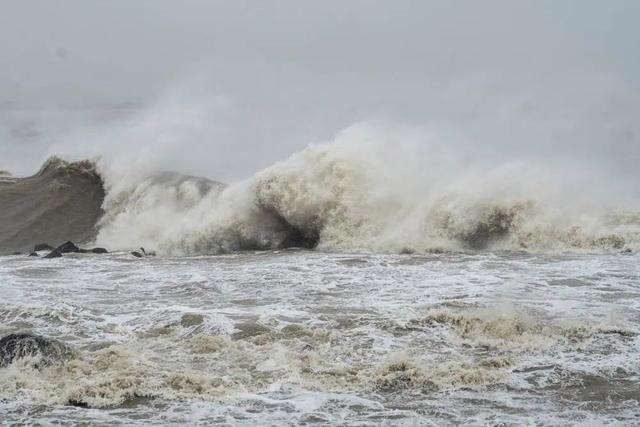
[1,249,638,425]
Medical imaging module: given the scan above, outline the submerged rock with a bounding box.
[131,251,144,258]
[11,252,21,255]
[0,333,75,368]
[34,243,54,252]
[43,241,108,258]
[29,252,39,257]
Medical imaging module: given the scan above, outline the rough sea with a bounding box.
[1,249,638,425]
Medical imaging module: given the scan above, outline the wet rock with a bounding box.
[68,399,89,408]
[180,313,204,327]
[0,333,75,368]
[77,247,108,254]
[29,252,39,257]
[42,241,107,258]
[57,241,81,253]
[43,241,81,259]
[11,252,21,255]
[621,248,633,254]
[140,247,156,256]
[232,321,271,340]
[43,248,63,258]
[131,247,155,258]
[34,243,54,252]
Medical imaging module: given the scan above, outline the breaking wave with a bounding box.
[0,302,633,409]
[2,123,639,255]
[0,157,104,254]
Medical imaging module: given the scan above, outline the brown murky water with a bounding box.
[1,250,639,425]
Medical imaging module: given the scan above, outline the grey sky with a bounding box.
[1,0,639,181]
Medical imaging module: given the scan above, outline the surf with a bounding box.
[1,123,639,255]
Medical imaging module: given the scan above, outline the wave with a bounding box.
[2,124,639,255]
[95,123,639,254]
[0,157,104,254]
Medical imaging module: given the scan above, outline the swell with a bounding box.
[0,157,105,255]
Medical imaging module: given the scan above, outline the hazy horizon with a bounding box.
[1,0,638,187]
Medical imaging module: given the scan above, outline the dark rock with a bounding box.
[131,246,156,258]
[43,248,63,259]
[29,252,39,257]
[621,248,633,254]
[11,252,21,255]
[0,333,75,368]
[34,243,54,252]
[43,241,81,259]
[76,247,108,254]
[57,241,80,253]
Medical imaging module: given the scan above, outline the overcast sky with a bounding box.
[1,0,639,180]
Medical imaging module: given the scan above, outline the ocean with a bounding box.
[0,249,638,424]
[0,142,639,425]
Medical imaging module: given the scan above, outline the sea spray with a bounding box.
[94,123,640,254]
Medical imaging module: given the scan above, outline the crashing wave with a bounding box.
[95,129,639,254]
[2,125,639,255]
[0,157,105,254]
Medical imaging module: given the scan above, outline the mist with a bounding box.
[0,0,638,192]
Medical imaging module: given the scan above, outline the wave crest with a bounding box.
[4,124,638,255]
[0,156,104,254]
[95,126,640,254]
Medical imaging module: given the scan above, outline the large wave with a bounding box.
[2,123,638,255]
[0,157,104,254]
[94,123,639,254]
